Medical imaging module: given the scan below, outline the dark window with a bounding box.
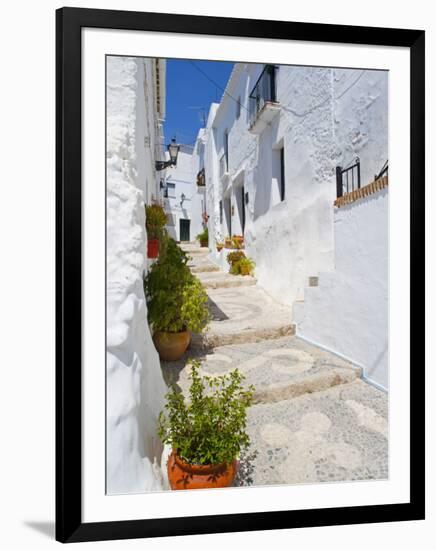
[241,186,246,232]
[224,130,229,168]
[219,200,223,224]
[280,147,285,202]
[236,97,241,119]
[166,181,176,198]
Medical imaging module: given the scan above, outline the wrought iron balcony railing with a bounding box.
[249,65,278,127]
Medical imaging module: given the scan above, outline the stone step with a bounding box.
[181,245,209,256]
[191,286,295,349]
[179,336,360,405]
[235,379,388,487]
[197,271,257,289]
[190,263,220,274]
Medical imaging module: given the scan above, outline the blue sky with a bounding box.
[164,59,234,146]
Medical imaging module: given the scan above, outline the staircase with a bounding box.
[161,243,388,487]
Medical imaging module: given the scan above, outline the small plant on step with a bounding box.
[230,257,255,276]
[196,227,209,247]
[226,250,245,267]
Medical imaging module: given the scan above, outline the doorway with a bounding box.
[179,219,190,242]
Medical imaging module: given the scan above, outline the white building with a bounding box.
[163,141,207,242]
[200,63,389,388]
[106,56,168,494]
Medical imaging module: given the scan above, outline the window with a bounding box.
[224,130,229,168]
[272,145,285,205]
[236,96,241,119]
[166,182,176,198]
[219,200,223,224]
[280,147,285,202]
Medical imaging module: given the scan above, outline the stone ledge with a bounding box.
[334,175,388,208]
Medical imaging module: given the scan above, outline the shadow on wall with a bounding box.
[253,135,273,220]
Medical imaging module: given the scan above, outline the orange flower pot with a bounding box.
[153,330,190,361]
[167,450,238,490]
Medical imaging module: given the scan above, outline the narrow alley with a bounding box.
[160,243,388,487]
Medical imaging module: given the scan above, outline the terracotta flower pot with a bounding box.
[239,264,251,276]
[147,238,159,259]
[216,245,223,252]
[167,449,238,490]
[200,239,208,248]
[153,330,190,361]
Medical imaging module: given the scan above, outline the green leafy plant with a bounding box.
[144,237,210,333]
[231,256,255,276]
[145,204,167,239]
[158,361,254,465]
[196,227,209,246]
[226,250,246,266]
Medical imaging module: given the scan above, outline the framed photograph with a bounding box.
[56,7,425,543]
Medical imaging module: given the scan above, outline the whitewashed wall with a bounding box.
[295,188,389,389]
[202,104,221,259]
[191,131,207,239]
[106,56,167,494]
[164,146,205,241]
[204,64,388,308]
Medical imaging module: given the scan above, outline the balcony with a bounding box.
[249,65,280,135]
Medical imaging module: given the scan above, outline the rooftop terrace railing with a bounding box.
[336,158,361,199]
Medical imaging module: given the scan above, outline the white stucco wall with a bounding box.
[295,188,389,389]
[106,56,167,494]
[203,64,388,307]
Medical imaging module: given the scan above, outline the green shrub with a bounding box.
[145,204,167,239]
[158,360,254,465]
[144,237,210,333]
[226,250,246,266]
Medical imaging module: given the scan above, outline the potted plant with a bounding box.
[216,241,224,252]
[226,250,246,268]
[158,361,254,490]
[232,235,244,249]
[144,237,210,361]
[234,257,255,276]
[224,236,233,248]
[145,204,167,258]
[196,227,209,248]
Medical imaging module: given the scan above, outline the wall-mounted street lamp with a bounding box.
[180,193,186,206]
[155,138,180,171]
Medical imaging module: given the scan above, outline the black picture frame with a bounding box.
[56,7,425,543]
